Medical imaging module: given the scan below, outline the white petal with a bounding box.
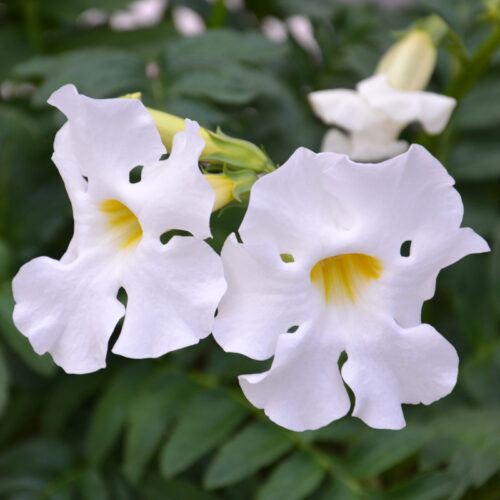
[358,75,456,135]
[320,128,351,155]
[12,252,124,374]
[241,144,459,259]
[213,235,311,360]
[390,227,489,328]
[311,145,466,254]
[240,319,350,431]
[308,88,385,130]
[239,147,355,260]
[342,318,458,429]
[128,119,214,240]
[112,235,226,359]
[48,84,165,197]
[321,128,408,162]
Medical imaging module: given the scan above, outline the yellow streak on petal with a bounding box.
[310,253,382,304]
[100,199,143,250]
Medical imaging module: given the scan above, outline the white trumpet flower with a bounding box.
[213,145,488,431]
[308,74,456,161]
[12,85,226,374]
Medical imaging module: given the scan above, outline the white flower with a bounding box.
[110,0,167,31]
[12,85,226,374]
[308,74,456,161]
[213,145,488,431]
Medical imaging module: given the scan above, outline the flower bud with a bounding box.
[204,174,235,212]
[375,29,437,91]
[204,167,259,212]
[122,93,275,174]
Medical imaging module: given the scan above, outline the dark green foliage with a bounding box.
[0,0,499,498]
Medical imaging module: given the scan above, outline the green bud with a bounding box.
[122,93,275,174]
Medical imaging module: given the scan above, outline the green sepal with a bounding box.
[222,166,259,203]
[204,127,275,174]
[416,14,449,46]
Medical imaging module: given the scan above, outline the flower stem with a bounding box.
[446,23,500,100]
[419,20,500,161]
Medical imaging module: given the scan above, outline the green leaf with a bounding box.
[13,48,149,106]
[345,427,430,479]
[491,223,500,318]
[0,439,73,479]
[86,362,150,464]
[309,418,367,444]
[449,140,500,180]
[165,29,288,71]
[316,478,362,500]
[144,474,218,500]
[42,372,105,435]
[123,372,196,483]
[78,470,109,500]
[462,343,500,406]
[257,451,325,500]
[0,343,9,417]
[428,409,500,495]
[275,0,337,18]
[204,420,294,489]
[456,76,500,130]
[160,387,248,477]
[170,64,281,105]
[382,472,457,500]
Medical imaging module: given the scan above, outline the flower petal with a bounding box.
[308,88,385,130]
[213,234,311,360]
[239,147,355,260]
[12,253,124,374]
[112,235,226,359]
[48,84,166,196]
[321,128,408,161]
[342,318,459,429]
[240,319,350,431]
[127,119,214,240]
[358,75,456,135]
[313,145,468,254]
[390,227,489,328]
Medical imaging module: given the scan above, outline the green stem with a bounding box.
[446,23,500,100]
[22,0,43,50]
[419,21,500,161]
[208,0,226,29]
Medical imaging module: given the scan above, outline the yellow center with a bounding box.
[310,254,382,304]
[100,199,143,249]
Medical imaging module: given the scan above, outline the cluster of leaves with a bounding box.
[0,0,499,498]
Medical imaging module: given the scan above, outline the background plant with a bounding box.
[0,0,499,498]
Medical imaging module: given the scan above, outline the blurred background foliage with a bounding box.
[0,0,499,498]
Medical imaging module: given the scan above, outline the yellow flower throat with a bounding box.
[310,254,382,304]
[100,199,143,249]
